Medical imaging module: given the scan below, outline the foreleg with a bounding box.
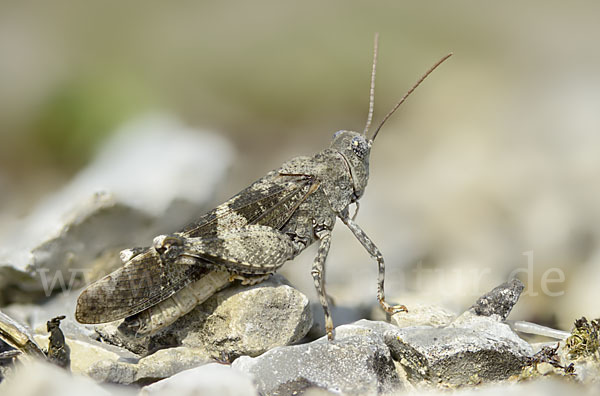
[339,212,407,315]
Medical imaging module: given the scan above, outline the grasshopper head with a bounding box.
[331,130,371,200]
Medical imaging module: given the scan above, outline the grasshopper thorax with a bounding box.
[330,130,371,201]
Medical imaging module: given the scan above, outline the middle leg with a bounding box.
[311,228,334,340]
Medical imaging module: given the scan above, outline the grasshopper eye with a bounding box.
[351,136,368,159]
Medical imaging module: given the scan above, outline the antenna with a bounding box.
[362,33,379,136]
[370,52,453,142]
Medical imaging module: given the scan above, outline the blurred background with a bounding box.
[1,0,600,331]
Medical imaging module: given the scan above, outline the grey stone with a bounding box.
[535,361,555,375]
[232,320,402,396]
[0,115,233,304]
[184,274,312,359]
[468,278,524,320]
[96,275,312,360]
[139,363,258,396]
[386,317,533,384]
[385,279,533,385]
[389,304,456,328]
[86,346,211,385]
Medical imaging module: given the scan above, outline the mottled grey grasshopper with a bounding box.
[75,35,452,340]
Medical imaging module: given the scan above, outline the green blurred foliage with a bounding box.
[31,73,154,171]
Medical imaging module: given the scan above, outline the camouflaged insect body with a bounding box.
[76,131,403,339]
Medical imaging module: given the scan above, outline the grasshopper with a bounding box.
[75,35,452,340]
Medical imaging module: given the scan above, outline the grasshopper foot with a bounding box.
[380,300,408,315]
[326,326,335,341]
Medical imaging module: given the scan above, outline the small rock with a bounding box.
[468,278,524,320]
[140,363,257,396]
[97,275,312,359]
[87,346,211,385]
[390,304,456,328]
[232,320,402,396]
[535,362,555,375]
[185,274,312,359]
